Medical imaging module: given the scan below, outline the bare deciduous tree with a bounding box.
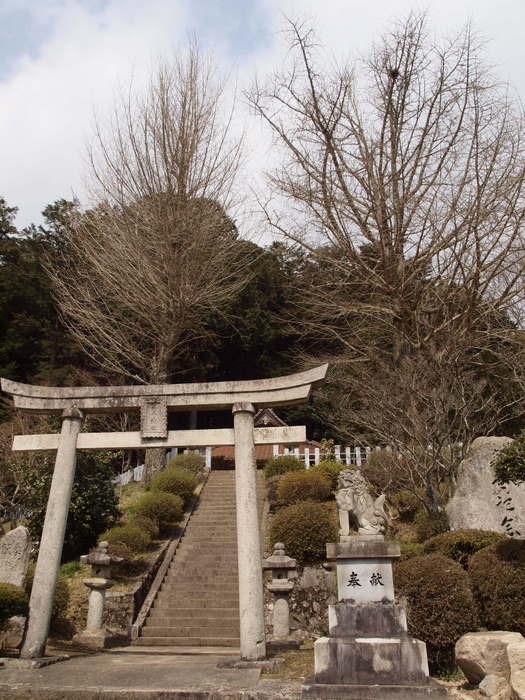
[250,15,525,509]
[47,47,249,479]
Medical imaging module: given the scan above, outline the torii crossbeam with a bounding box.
[1,364,328,661]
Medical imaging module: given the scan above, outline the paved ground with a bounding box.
[0,647,303,699]
[0,645,477,699]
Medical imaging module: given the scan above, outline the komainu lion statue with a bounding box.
[335,469,388,536]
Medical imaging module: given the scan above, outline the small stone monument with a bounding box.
[73,542,122,649]
[263,543,298,648]
[0,526,32,588]
[302,469,447,699]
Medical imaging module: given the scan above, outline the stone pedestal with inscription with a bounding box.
[302,535,447,699]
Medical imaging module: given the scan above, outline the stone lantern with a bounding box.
[73,541,123,649]
[263,543,298,645]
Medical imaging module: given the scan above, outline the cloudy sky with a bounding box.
[1,0,524,229]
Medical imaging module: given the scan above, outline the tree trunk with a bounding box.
[143,448,166,483]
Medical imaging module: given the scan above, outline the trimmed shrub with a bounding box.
[309,460,345,489]
[134,491,183,529]
[166,452,205,478]
[423,529,505,568]
[149,468,198,506]
[270,501,338,565]
[389,490,420,523]
[264,455,304,479]
[469,539,525,635]
[102,524,151,553]
[277,470,332,506]
[413,509,449,542]
[0,583,28,628]
[128,515,159,539]
[395,554,477,672]
[398,541,425,561]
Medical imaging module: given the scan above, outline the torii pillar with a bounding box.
[233,402,265,659]
[1,364,328,659]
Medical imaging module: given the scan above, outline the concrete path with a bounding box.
[0,647,303,699]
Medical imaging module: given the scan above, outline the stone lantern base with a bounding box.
[72,628,115,650]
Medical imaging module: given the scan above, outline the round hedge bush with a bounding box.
[413,509,449,542]
[423,529,505,568]
[135,491,183,529]
[469,539,525,635]
[149,467,198,506]
[166,452,205,478]
[389,490,420,523]
[128,515,159,539]
[102,524,152,553]
[395,554,477,672]
[0,583,28,628]
[264,455,304,479]
[309,460,344,489]
[270,501,338,565]
[277,470,332,506]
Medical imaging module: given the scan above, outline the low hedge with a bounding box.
[395,554,477,672]
[423,529,505,568]
[0,583,28,628]
[277,470,332,506]
[135,491,184,529]
[469,539,525,635]
[102,524,152,553]
[270,501,338,566]
[166,452,205,478]
[309,460,344,489]
[149,467,198,506]
[264,455,304,479]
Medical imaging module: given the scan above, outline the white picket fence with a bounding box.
[112,463,144,486]
[112,444,379,485]
[272,444,380,468]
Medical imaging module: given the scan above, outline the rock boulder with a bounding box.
[455,631,524,684]
[447,437,525,535]
[508,641,525,700]
[0,526,31,587]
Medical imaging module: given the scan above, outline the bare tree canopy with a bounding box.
[250,15,525,508]
[48,46,247,385]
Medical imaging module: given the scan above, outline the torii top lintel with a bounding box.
[0,364,328,415]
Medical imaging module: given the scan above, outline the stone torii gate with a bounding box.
[1,364,327,661]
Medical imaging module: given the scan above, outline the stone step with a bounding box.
[164,571,238,580]
[143,622,239,636]
[158,597,239,608]
[133,636,240,647]
[153,597,239,610]
[148,606,238,619]
[160,587,239,598]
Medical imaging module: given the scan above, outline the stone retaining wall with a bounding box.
[264,565,337,640]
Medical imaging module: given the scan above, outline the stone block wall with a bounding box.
[265,565,337,640]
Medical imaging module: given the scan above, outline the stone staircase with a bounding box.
[134,469,265,647]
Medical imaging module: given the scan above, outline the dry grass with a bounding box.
[263,642,314,680]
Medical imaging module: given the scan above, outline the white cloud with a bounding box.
[1,0,524,229]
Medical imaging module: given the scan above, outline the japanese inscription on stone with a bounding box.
[338,559,394,603]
